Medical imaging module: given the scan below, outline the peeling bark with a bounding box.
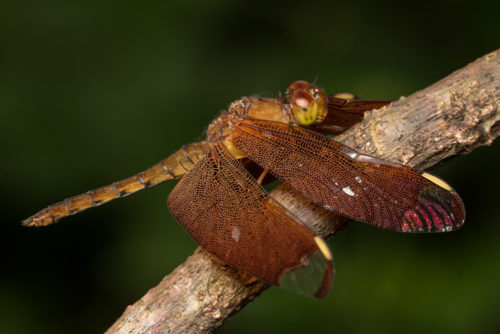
[106,50,499,334]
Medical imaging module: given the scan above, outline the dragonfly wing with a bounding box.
[167,143,333,298]
[313,98,393,134]
[232,118,465,232]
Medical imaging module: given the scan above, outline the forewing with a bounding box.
[167,143,333,298]
[232,119,465,232]
[313,97,393,134]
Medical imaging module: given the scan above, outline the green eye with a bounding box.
[287,81,328,126]
[292,102,319,126]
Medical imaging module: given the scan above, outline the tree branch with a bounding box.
[106,50,500,334]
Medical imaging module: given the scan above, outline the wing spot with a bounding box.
[314,236,332,260]
[232,226,240,242]
[342,186,355,196]
[344,150,358,159]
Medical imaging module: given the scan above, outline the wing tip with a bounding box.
[278,243,334,299]
[401,182,466,233]
[313,260,334,299]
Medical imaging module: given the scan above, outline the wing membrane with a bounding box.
[167,143,333,298]
[327,96,393,112]
[313,97,393,134]
[232,118,465,232]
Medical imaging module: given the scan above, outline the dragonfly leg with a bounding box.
[256,168,269,185]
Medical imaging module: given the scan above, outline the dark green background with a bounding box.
[2,0,499,333]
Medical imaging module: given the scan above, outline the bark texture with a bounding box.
[106,50,499,334]
[336,50,499,168]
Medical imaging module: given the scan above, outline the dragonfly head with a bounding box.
[287,80,327,126]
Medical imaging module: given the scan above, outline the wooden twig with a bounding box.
[106,50,499,334]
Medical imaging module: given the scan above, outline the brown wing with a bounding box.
[311,97,393,134]
[167,143,333,298]
[232,118,465,233]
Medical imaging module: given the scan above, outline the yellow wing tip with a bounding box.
[314,236,332,261]
[422,172,452,191]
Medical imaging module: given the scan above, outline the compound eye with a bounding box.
[292,91,313,110]
[288,80,312,92]
[290,90,318,126]
[287,80,327,126]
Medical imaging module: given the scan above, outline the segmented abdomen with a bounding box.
[23,142,207,227]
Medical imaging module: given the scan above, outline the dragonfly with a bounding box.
[23,80,465,298]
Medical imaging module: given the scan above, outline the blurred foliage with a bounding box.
[1,0,499,333]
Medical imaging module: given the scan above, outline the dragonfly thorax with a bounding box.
[207,113,233,142]
[229,96,293,124]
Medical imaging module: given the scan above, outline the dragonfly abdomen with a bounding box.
[23,141,207,227]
